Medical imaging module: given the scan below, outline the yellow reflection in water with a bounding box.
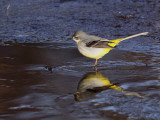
[74,72,144,101]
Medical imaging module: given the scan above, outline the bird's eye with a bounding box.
[74,36,79,40]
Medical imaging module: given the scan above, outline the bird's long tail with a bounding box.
[108,32,148,47]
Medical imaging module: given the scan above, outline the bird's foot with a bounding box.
[94,65,98,72]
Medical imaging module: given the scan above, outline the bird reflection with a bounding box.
[74,72,123,101]
[74,72,144,101]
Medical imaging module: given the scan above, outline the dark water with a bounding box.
[0,0,160,120]
[0,43,159,120]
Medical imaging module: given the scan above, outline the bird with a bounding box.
[74,72,144,101]
[74,72,123,101]
[72,31,148,67]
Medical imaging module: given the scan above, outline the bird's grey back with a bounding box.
[74,31,113,48]
[77,31,107,43]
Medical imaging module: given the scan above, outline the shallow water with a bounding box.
[0,42,159,120]
[0,0,160,120]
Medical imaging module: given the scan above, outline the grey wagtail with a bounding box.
[74,72,144,101]
[72,31,148,67]
[74,72,123,101]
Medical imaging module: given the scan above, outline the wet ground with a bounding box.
[0,0,160,120]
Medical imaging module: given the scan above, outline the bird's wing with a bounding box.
[85,40,115,48]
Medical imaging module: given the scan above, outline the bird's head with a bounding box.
[72,31,87,43]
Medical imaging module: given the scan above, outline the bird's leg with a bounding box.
[94,59,98,67]
[94,66,98,72]
[94,59,98,72]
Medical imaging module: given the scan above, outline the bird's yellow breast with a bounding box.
[77,43,113,59]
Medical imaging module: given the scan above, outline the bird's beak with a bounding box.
[72,36,76,41]
[71,36,74,40]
